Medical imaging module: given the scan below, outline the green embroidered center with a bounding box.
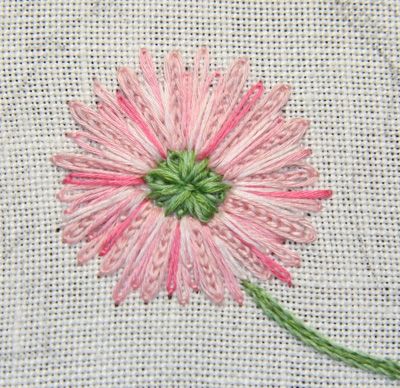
[144,150,230,222]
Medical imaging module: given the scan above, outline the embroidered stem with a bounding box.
[242,280,400,380]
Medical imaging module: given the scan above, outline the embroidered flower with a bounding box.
[53,48,332,305]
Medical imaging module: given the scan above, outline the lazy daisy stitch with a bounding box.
[53,48,399,379]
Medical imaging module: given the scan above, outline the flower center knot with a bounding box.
[144,150,230,222]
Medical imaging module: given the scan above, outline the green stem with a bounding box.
[241,280,400,380]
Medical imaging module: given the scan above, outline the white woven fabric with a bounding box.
[1,1,399,386]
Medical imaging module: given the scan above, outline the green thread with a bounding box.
[241,280,400,380]
[145,150,230,222]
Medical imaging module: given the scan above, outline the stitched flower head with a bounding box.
[53,47,332,305]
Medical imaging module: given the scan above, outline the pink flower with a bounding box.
[53,48,332,305]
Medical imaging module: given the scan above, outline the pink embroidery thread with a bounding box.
[53,47,332,305]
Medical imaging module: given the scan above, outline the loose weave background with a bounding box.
[1,1,399,386]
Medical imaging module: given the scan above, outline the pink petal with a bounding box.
[218,213,292,284]
[52,153,139,175]
[211,84,291,165]
[66,130,150,173]
[166,221,181,297]
[164,51,186,149]
[234,162,319,190]
[69,101,148,161]
[224,194,317,243]
[99,199,148,256]
[141,218,178,303]
[198,81,264,160]
[201,225,244,305]
[235,147,312,181]
[112,208,164,305]
[117,66,169,151]
[116,91,167,159]
[139,48,165,119]
[62,191,141,244]
[224,118,310,180]
[191,57,249,153]
[184,218,225,303]
[209,217,272,281]
[62,172,144,187]
[99,202,152,276]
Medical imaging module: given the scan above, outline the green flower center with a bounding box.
[144,150,230,223]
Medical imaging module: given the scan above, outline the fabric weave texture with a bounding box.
[1,1,399,387]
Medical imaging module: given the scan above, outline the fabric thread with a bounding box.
[1,1,399,386]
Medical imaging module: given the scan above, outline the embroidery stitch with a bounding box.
[52,48,399,379]
[242,280,400,380]
[145,150,230,222]
[52,47,331,305]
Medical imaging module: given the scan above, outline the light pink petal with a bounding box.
[61,186,125,216]
[69,100,150,162]
[112,208,164,305]
[92,79,120,111]
[93,80,159,163]
[224,118,310,180]
[52,153,140,175]
[57,185,114,203]
[211,116,284,172]
[181,71,194,146]
[99,199,148,256]
[67,190,138,241]
[192,57,249,153]
[192,47,210,99]
[236,188,332,214]
[217,213,292,284]
[211,84,291,165]
[166,222,181,297]
[185,47,212,146]
[234,147,312,181]
[221,211,301,267]
[76,234,104,265]
[95,99,156,165]
[141,218,178,303]
[139,48,165,119]
[187,71,221,150]
[217,236,272,281]
[224,194,316,243]
[179,218,200,292]
[198,81,264,160]
[117,66,169,152]
[201,225,244,304]
[63,187,116,214]
[62,191,142,244]
[116,91,166,159]
[233,187,328,214]
[234,162,319,190]
[66,131,150,173]
[164,51,187,149]
[99,202,152,276]
[175,222,193,304]
[176,261,191,305]
[184,218,225,303]
[76,204,130,265]
[62,188,136,227]
[209,217,271,280]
